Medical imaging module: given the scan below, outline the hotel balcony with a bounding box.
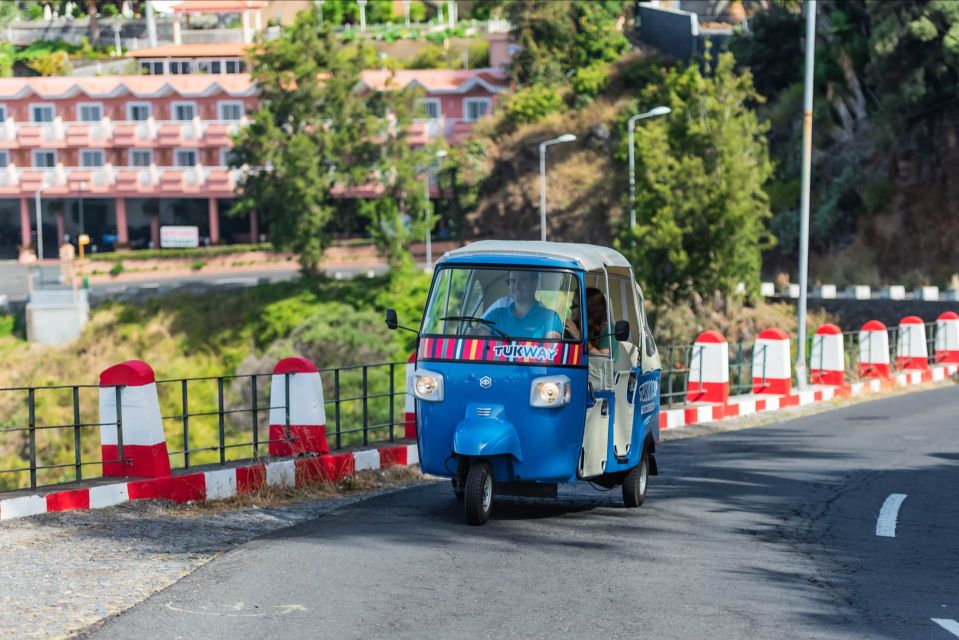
[0,116,248,149]
[0,164,241,198]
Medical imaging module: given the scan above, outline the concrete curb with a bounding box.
[0,443,419,522]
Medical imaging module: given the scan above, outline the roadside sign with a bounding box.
[160,226,199,248]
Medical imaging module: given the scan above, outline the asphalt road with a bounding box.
[81,386,959,640]
[0,261,391,304]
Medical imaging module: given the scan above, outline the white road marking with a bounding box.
[215,277,257,285]
[876,493,907,537]
[932,619,959,637]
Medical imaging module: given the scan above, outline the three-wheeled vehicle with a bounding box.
[386,241,662,525]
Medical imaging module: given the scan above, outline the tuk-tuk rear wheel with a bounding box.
[622,451,649,508]
[464,461,493,526]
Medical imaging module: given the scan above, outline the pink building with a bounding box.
[0,67,507,260]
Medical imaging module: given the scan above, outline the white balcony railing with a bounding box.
[179,28,245,44]
[1,117,248,145]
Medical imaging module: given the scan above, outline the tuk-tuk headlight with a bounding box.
[412,369,444,402]
[530,375,571,408]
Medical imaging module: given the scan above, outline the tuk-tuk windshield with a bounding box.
[422,267,581,342]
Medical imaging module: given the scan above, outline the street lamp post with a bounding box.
[796,0,817,390]
[78,181,86,237]
[538,133,576,242]
[34,186,46,262]
[627,106,671,235]
[423,149,447,270]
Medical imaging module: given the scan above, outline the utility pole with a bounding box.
[796,0,816,390]
[538,134,576,242]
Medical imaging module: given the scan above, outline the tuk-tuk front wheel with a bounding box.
[452,456,468,501]
[464,461,493,525]
[622,451,649,508]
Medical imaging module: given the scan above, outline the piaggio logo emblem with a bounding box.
[480,376,492,389]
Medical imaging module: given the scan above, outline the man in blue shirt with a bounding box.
[482,271,563,339]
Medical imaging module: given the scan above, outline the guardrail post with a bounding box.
[27,388,36,489]
[98,360,171,478]
[935,312,959,363]
[251,375,259,458]
[217,376,226,465]
[72,386,82,482]
[181,379,190,469]
[686,331,729,404]
[752,329,791,395]
[896,316,929,370]
[268,357,329,457]
[858,320,890,378]
[810,323,845,386]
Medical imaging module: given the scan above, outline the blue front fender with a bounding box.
[453,417,523,462]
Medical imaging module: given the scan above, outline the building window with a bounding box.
[33,150,57,167]
[0,105,6,123]
[225,59,239,73]
[218,101,243,121]
[219,148,238,167]
[175,149,198,167]
[172,102,197,121]
[0,150,8,168]
[127,102,152,121]
[211,60,222,74]
[77,103,103,122]
[169,60,191,74]
[30,104,55,123]
[140,60,163,74]
[463,98,492,122]
[418,98,441,119]
[80,149,105,167]
[129,149,153,167]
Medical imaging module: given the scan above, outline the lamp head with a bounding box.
[555,133,577,143]
[646,106,671,117]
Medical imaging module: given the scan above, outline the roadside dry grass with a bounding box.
[166,464,425,516]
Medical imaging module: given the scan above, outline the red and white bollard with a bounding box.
[752,328,791,395]
[404,352,417,439]
[810,323,845,386]
[934,311,959,363]
[896,316,929,370]
[269,357,330,457]
[686,330,729,404]
[98,360,171,478]
[858,320,890,378]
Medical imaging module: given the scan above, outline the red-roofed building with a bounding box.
[0,65,507,260]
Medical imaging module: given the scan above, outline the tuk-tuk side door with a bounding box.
[608,274,640,460]
[633,283,662,446]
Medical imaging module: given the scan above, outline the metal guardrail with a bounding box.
[0,324,949,492]
[0,362,409,492]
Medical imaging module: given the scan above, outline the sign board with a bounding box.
[160,226,199,249]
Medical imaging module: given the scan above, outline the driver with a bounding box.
[481,270,563,339]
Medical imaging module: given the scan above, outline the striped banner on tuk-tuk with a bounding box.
[418,337,582,366]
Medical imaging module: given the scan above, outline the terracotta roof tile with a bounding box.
[358,68,509,93]
[0,74,256,99]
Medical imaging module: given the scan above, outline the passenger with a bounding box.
[585,287,619,359]
[482,271,563,339]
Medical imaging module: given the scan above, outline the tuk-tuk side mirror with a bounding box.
[385,308,419,335]
[614,320,630,342]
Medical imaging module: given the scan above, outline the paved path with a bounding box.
[80,386,959,640]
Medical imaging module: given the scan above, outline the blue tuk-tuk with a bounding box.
[386,241,662,525]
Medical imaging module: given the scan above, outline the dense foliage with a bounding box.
[231,8,430,272]
[506,0,630,86]
[615,52,775,301]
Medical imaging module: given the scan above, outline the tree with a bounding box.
[231,8,423,273]
[616,52,775,301]
[506,0,631,86]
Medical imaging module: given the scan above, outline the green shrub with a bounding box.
[0,315,14,338]
[191,261,205,271]
[109,262,124,277]
[408,43,446,69]
[101,3,119,17]
[504,85,564,125]
[571,62,609,104]
[26,3,43,20]
[409,0,427,22]
[468,39,490,68]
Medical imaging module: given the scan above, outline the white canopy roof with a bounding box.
[441,241,632,272]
